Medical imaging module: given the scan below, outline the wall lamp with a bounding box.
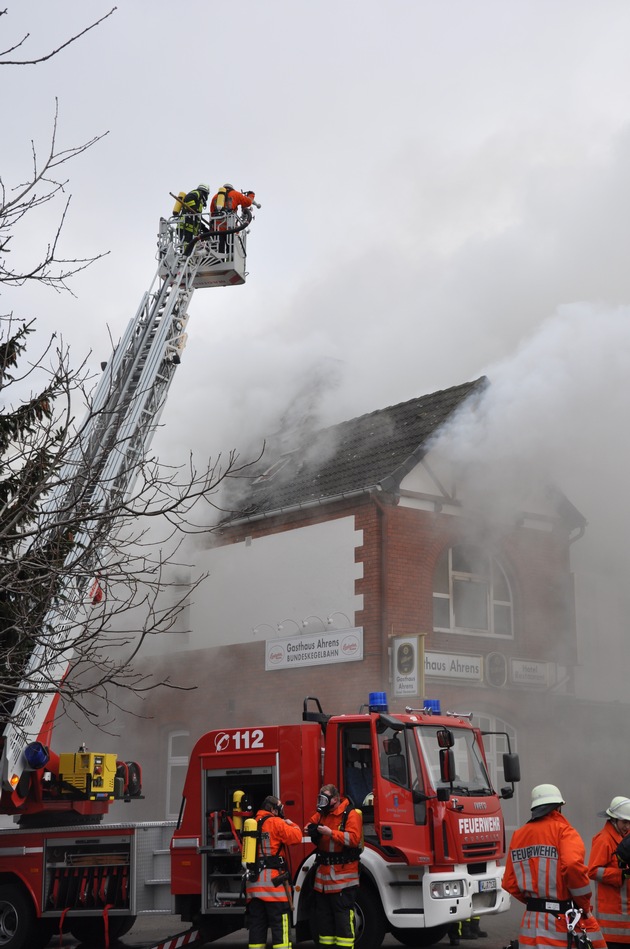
[252,623,277,637]
[326,611,352,628]
[302,615,327,629]
[277,618,301,633]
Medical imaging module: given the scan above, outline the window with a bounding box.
[433,544,513,637]
[166,730,190,819]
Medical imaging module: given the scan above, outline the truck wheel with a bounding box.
[0,883,35,949]
[354,884,386,949]
[391,924,448,947]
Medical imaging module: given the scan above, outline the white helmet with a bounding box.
[197,183,210,194]
[605,797,630,821]
[223,182,235,191]
[531,784,565,810]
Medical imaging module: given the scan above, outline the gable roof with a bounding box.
[232,377,488,522]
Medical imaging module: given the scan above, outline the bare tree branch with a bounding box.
[0,320,261,733]
[0,7,117,65]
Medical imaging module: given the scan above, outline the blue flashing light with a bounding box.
[424,699,441,715]
[24,742,50,770]
[369,691,388,713]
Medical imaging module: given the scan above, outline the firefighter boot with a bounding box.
[460,921,478,940]
[448,923,461,946]
[470,919,488,938]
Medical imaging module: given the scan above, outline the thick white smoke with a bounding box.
[432,302,630,701]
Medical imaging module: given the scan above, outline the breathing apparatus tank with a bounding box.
[172,191,186,215]
[215,186,228,212]
[242,817,258,878]
[232,789,246,831]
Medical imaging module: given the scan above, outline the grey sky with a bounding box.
[5,1,630,696]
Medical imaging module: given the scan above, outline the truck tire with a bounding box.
[354,883,387,949]
[68,915,136,945]
[391,924,448,947]
[0,883,36,949]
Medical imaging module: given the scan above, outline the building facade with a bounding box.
[62,378,622,838]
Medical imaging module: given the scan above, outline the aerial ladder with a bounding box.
[0,198,257,816]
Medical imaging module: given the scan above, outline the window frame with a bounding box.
[433,545,514,639]
[165,729,190,820]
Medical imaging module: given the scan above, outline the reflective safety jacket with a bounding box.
[503,810,606,949]
[588,821,630,944]
[179,189,207,235]
[309,797,362,895]
[245,809,302,903]
[210,189,255,230]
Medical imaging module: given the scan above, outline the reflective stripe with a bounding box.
[271,911,291,949]
[570,884,591,897]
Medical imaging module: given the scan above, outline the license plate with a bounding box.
[479,878,497,892]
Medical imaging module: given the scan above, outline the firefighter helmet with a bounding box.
[606,797,630,821]
[198,183,210,194]
[531,784,565,811]
[223,182,235,191]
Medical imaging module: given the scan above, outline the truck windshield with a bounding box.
[415,725,492,795]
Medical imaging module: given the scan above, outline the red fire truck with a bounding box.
[169,692,520,949]
[0,691,519,949]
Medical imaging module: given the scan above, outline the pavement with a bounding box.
[56,901,524,948]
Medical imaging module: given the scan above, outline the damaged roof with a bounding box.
[233,377,488,521]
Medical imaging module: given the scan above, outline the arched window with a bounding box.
[432,544,513,637]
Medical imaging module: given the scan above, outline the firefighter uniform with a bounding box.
[588,818,630,947]
[246,807,302,949]
[503,809,606,949]
[309,796,362,949]
[178,186,209,255]
[210,186,256,254]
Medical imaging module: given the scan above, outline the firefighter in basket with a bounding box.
[210,183,257,254]
[306,784,363,949]
[176,183,210,256]
[588,796,630,949]
[242,795,302,949]
[503,784,606,949]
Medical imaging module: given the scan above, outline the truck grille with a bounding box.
[462,841,501,859]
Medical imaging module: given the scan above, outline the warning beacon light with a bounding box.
[368,691,388,713]
[24,742,50,770]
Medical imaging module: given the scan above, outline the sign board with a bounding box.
[265,628,363,671]
[392,636,420,696]
[510,658,549,687]
[424,651,482,681]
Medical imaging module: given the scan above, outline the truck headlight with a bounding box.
[430,880,465,899]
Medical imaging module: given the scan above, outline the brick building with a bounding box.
[86,375,618,830]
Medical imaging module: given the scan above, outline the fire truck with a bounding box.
[0,196,257,949]
[169,692,520,949]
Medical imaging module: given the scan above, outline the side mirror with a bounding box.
[500,786,514,800]
[436,728,455,749]
[503,753,521,784]
[439,747,455,784]
[383,737,402,756]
